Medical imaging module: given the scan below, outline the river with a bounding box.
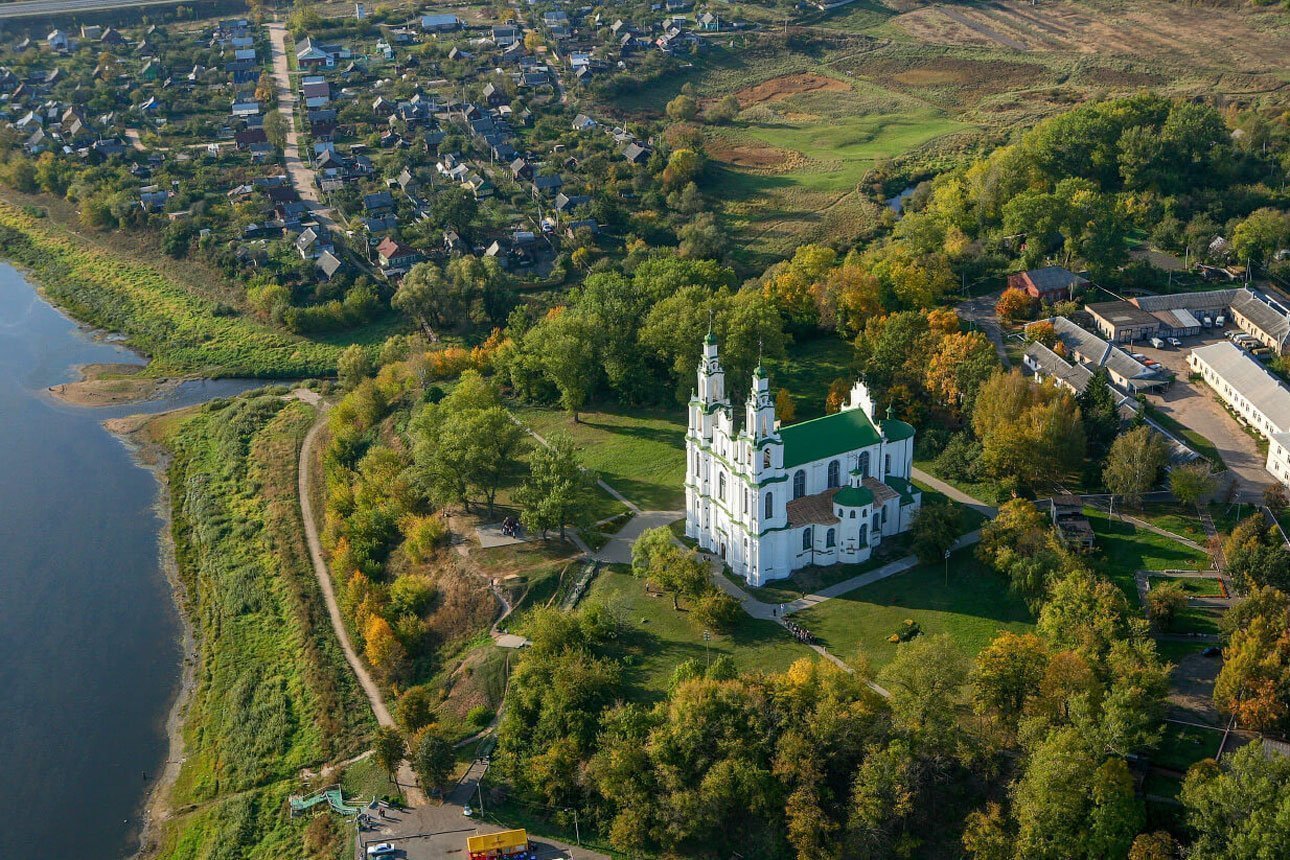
[0,264,261,857]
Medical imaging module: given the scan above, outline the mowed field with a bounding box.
[602,0,1290,265]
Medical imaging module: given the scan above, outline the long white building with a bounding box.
[1188,341,1290,485]
[684,335,921,586]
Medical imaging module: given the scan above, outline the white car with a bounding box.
[366,844,396,858]
[463,805,474,817]
[1167,337,1182,347]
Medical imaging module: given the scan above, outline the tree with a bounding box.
[1180,741,1290,857]
[1012,729,1142,860]
[910,502,961,565]
[925,331,998,416]
[373,726,406,784]
[662,148,703,191]
[1232,207,1290,267]
[1214,610,1290,731]
[971,632,1049,726]
[263,108,289,150]
[693,590,741,633]
[529,308,600,421]
[706,93,741,124]
[1128,832,1176,860]
[665,93,699,122]
[775,388,797,424]
[996,287,1037,321]
[429,186,479,238]
[516,432,597,539]
[1103,426,1167,508]
[877,634,968,757]
[364,615,408,681]
[392,262,447,334]
[412,728,456,792]
[338,344,373,390]
[1145,580,1187,632]
[1078,369,1120,461]
[1169,461,1217,507]
[962,802,1012,860]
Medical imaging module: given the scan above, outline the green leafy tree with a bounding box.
[516,432,597,539]
[337,344,373,390]
[971,631,1049,726]
[1180,741,1290,857]
[373,726,406,784]
[412,729,456,793]
[665,93,699,122]
[1169,460,1217,507]
[1078,369,1120,461]
[1102,426,1167,508]
[910,501,961,564]
[1145,580,1187,632]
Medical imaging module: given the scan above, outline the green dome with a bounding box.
[833,485,874,508]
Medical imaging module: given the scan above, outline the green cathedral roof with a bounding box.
[833,485,874,507]
[778,407,882,468]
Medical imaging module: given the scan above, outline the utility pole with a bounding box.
[703,629,711,669]
[943,548,950,587]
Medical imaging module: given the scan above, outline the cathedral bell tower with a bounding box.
[697,332,726,406]
[746,364,776,441]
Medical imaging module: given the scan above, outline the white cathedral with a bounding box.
[684,334,922,587]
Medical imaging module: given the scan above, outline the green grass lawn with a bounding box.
[792,550,1034,671]
[742,535,913,605]
[1171,604,1225,636]
[1154,638,1207,663]
[1136,502,1211,544]
[738,107,972,194]
[341,754,399,804]
[1153,723,1222,773]
[1149,575,1224,597]
[767,334,856,421]
[514,404,687,511]
[588,567,811,699]
[912,458,1009,505]
[1086,508,1211,601]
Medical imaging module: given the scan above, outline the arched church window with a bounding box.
[765,492,773,519]
[859,524,868,545]
[827,460,840,488]
[763,448,771,469]
[826,528,835,548]
[857,451,870,478]
[802,527,812,551]
[793,470,806,499]
[718,472,726,500]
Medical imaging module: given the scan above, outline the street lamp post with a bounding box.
[944,548,951,587]
[703,629,711,669]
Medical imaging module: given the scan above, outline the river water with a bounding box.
[0,264,262,857]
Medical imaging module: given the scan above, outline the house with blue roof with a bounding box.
[685,335,921,586]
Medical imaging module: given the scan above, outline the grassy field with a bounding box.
[792,550,1034,671]
[513,404,687,511]
[0,201,347,378]
[588,566,812,699]
[1148,574,1224,597]
[156,394,375,858]
[766,334,856,421]
[1153,722,1223,773]
[1085,507,1211,601]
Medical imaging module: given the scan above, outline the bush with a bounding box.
[467,705,493,729]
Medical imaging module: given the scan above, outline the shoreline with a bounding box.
[105,410,197,859]
[48,362,180,407]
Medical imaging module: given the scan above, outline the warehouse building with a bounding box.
[1188,341,1290,486]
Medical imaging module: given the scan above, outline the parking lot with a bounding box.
[1129,327,1273,495]
[354,758,606,860]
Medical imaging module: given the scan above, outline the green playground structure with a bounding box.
[289,785,363,816]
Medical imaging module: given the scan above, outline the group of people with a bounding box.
[782,619,816,645]
[500,516,521,538]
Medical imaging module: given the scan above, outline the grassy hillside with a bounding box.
[0,201,342,377]
[155,395,373,858]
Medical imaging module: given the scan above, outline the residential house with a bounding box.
[47,30,70,52]
[375,236,421,275]
[1008,266,1088,302]
[301,78,331,109]
[296,37,350,69]
[622,141,650,163]
[316,250,344,280]
[531,173,563,198]
[572,113,597,132]
[421,13,462,32]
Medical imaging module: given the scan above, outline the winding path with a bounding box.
[297,400,425,806]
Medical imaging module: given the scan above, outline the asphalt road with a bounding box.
[0,0,189,19]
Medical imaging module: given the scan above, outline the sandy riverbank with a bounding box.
[48,363,180,407]
[106,408,200,859]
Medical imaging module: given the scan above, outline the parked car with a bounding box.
[1215,315,1226,327]
[1203,316,1213,327]
[367,844,396,857]
[463,805,473,817]
[1167,337,1182,347]
[1150,337,1165,348]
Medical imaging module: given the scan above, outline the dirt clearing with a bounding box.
[734,72,852,107]
[707,137,806,171]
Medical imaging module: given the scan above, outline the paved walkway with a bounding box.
[911,466,998,518]
[595,510,682,565]
[298,406,425,806]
